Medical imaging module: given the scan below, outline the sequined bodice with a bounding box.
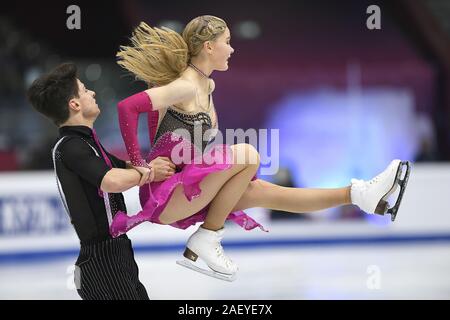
[154,107,216,152]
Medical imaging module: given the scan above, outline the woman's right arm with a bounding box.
[145,78,196,110]
[117,78,196,166]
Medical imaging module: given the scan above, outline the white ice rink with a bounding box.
[136,242,450,300]
[1,164,450,300]
[1,238,450,300]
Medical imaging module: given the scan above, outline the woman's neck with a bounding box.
[189,57,212,77]
[183,65,210,90]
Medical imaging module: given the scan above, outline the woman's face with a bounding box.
[209,27,234,71]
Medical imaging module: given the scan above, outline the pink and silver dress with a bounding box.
[109,91,266,237]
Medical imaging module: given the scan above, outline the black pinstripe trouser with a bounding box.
[74,237,149,300]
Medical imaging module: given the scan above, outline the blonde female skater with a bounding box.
[110,15,410,281]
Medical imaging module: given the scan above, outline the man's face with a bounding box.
[74,79,100,119]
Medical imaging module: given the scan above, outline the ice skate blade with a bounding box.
[386,161,411,222]
[176,259,237,282]
[375,161,411,221]
[374,160,403,215]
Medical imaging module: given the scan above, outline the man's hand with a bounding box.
[148,156,176,182]
[133,166,154,186]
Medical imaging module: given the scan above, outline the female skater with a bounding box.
[110,16,410,281]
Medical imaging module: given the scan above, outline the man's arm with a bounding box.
[60,138,151,193]
[103,148,127,169]
[100,167,150,193]
[125,161,133,169]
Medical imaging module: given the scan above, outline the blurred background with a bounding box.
[1,0,450,299]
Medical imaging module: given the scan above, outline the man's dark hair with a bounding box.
[27,63,79,126]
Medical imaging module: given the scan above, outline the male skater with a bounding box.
[27,62,160,300]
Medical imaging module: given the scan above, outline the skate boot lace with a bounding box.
[351,173,382,190]
[214,242,235,268]
[368,175,381,185]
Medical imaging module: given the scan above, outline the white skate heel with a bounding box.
[351,159,411,221]
[176,226,238,282]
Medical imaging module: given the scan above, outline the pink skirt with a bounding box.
[109,132,266,237]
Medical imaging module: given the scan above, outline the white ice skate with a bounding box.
[176,226,238,282]
[351,159,411,221]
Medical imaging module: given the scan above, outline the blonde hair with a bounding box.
[116,15,227,87]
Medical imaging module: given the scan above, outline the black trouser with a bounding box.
[75,237,149,300]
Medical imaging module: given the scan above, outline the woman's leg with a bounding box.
[231,179,352,213]
[158,144,259,225]
[202,145,259,230]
